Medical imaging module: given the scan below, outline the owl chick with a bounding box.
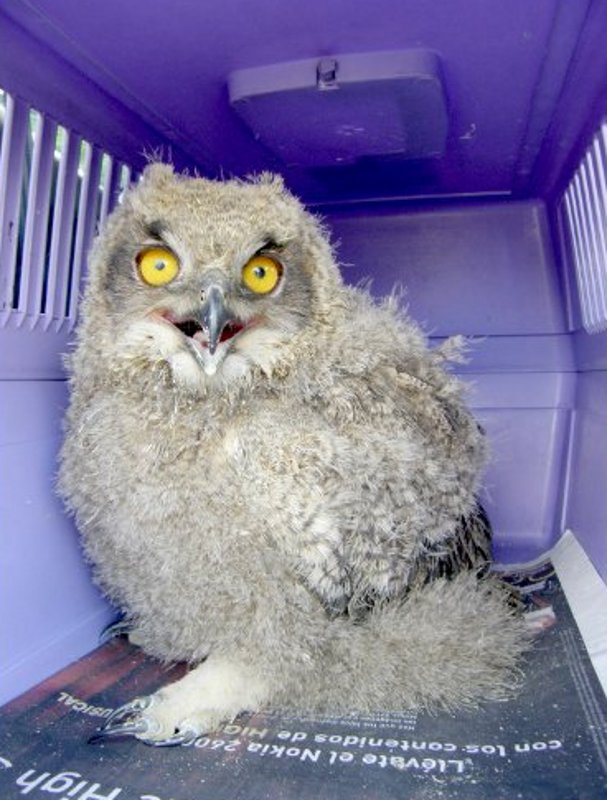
[59,164,526,746]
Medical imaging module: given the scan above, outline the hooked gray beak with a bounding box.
[199,285,233,356]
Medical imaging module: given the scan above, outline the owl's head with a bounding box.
[79,164,344,393]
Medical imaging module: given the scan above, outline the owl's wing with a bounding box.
[407,501,492,586]
[304,360,488,619]
[339,502,492,620]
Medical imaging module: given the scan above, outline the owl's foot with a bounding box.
[88,656,269,747]
[89,695,200,746]
[89,696,178,746]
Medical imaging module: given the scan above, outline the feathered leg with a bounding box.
[90,569,528,745]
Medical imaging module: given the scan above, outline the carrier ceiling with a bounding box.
[2,0,607,205]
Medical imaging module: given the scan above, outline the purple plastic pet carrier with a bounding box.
[1,2,607,797]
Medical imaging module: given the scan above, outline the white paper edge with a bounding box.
[551,529,607,698]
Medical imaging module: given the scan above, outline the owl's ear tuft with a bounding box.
[141,162,176,186]
[250,172,285,191]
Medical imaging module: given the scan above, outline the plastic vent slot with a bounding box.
[0,88,132,331]
[562,121,607,334]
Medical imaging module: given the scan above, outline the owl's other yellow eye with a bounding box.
[241,255,282,295]
[137,247,180,287]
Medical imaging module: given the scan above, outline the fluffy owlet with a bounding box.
[59,164,526,746]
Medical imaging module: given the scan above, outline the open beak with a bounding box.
[158,286,247,358]
[200,286,232,355]
[199,286,234,355]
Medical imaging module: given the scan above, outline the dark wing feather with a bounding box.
[408,501,493,587]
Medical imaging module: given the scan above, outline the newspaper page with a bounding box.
[1,554,606,799]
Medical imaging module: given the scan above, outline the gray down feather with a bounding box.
[59,164,528,740]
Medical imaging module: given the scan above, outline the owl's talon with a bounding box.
[99,617,132,643]
[141,725,200,747]
[105,695,153,725]
[88,696,155,744]
[88,696,201,747]
[88,719,154,744]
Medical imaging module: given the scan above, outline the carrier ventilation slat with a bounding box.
[562,121,607,334]
[65,144,103,327]
[0,94,29,325]
[0,87,135,331]
[19,112,57,327]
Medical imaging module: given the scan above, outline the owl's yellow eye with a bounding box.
[241,255,282,295]
[137,247,180,287]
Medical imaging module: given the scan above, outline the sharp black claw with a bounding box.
[88,720,152,744]
[99,617,132,644]
[142,727,200,748]
[104,696,152,727]
[88,696,154,745]
[87,696,199,748]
